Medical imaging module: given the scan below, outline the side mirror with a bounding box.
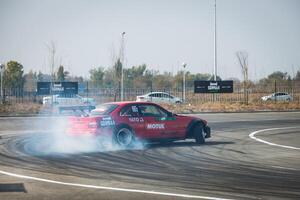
[168,112,176,117]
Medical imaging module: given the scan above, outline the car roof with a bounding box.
[273,92,288,94]
[102,101,159,106]
[146,92,170,95]
[93,101,169,114]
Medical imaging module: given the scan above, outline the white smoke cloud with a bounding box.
[25,114,145,155]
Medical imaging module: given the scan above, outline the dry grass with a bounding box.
[0,103,42,115]
[0,101,300,115]
[162,102,300,113]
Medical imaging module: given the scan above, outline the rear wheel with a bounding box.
[114,126,134,148]
[193,124,205,144]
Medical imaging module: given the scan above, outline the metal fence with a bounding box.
[1,81,300,104]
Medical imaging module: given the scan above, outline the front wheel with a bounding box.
[114,126,134,148]
[193,124,205,144]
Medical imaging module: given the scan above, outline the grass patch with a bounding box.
[0,101,300,115]
[0,103,42,115]
[162,102,300,114]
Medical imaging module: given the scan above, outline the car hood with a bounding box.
[81,97,95,101]
[261,95,272,99]
[175,114,207,125]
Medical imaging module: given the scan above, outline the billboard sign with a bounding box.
[37,82,78,95]
[194,80,233,93]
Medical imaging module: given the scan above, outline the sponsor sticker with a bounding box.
[146,123,165,129]
[100,120,115,127]
[102,116,112,121]
[129,117,144,123]
[132,106,139,113]
[100,117,115,127]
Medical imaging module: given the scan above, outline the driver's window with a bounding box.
[156,106,169,117]
[139,105,168,117]
[120,105,139,117]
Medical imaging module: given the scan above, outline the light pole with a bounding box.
[120,32,126,101]
[182,63,187,103]
[0,63,4,104]
[213,0,217,81]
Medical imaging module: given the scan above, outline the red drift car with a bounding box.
[66,102,211,147]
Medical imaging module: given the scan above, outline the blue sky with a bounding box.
[0,0,299,80]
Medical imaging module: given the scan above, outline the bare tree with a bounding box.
[46,41,56,82]
[236,51,249,104]
[45,41,57,106]
[109,43,119,101]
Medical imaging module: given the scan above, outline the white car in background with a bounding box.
[261,92,293,102]
[136,92,182,104]
[42,94,96,107]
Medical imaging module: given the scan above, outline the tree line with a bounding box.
[1,60,300,93]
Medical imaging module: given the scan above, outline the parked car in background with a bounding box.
[43,94,96,106]
[261,92,293,102]
[136,92,182,104]
[42,94,96,113]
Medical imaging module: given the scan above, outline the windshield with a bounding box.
[90,104,118,116]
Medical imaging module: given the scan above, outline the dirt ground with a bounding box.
[1,101,300,116]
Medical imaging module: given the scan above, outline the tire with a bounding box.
[193,124,205,144]
[114,126,134,148]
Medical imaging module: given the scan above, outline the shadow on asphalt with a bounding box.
[0,183,27,193]
[144,141,234,150]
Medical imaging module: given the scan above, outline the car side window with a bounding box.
[139,105,168,117]
[156,106,169,117]
[120,105,139,117]
[163,93,173,99]
[168,94,174,99]
[150,93,161,98]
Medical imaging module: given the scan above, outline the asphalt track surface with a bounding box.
[0,112,299,200]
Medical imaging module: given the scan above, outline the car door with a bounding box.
[138,104,181,139]
[276,93,284,101]
[119,104,145,137]
[163,93,175,103]
[161,93,169,103]
[273,93,279,101]
[281,93,288,101]
[150,93,162,103]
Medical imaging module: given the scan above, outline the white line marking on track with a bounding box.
[271,166,299,171]
[0,170,234,200]
[249,127,300,150]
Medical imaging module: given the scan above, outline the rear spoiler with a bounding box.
[58,105,96,115]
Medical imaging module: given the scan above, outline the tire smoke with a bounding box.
[25,115,145,156]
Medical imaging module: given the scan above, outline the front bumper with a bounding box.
[204,126,211,138]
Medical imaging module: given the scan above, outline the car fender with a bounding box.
[185,119,205,138]
[114,123,134,135]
